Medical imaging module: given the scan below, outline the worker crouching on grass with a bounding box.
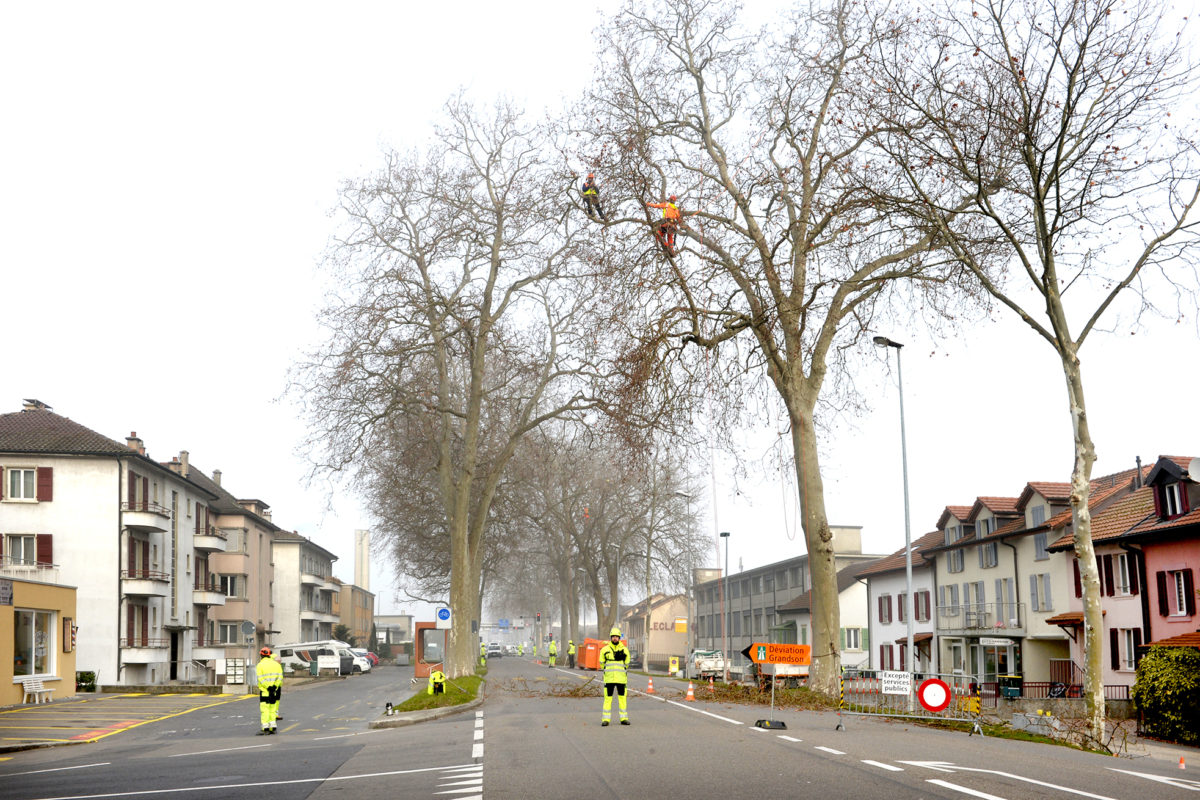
[599,627,630,726]
[428,670,447,696]
[256,647,283,735]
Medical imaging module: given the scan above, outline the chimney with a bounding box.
[22,398,51,412]
[262,509,272,521]
[167,456,182,475]
[126,432,145,456]
[179,450,189,478]
[212,469,222,486]
[1135,456,1143,488]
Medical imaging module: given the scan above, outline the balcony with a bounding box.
[192,578,226,607]
[191,636,226,660]
[300,607,338,624]
[121,637,169,663]
[300,572,324,587]
[121,568,170,597]
[122,500,171,532]
[936,603,1026,636]
[193,525,227,552]
[0,556,60,584]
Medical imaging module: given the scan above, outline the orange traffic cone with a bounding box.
[1181,757,1186,770]
[647,677,655,694]
[685,682,695,701]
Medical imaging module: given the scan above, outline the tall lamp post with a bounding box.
[720,530,731,682]
[874,335,914,696]
[675,490,694,659]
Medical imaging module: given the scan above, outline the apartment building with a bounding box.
[0,402,218,686]
[335,577,376,646]
[272,532,339,643]
[857,529,943,672]
[776,563,872,669]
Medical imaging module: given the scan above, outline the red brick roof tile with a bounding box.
[1147,631,1200,649]
[854,530,945,577]
[972,496,1020,516]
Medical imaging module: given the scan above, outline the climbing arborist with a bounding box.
[427,669,447,695]
[647,195,682,255]
[599,627,631,726]
[567,639,576,669]
[547,637,558,667]
[581,173,606,221]
[255,647,283,735]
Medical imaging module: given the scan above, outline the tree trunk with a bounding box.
[791,401,841,694]
[1062,349,1106,743]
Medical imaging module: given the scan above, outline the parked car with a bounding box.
[486,642,504,659]
[351,647,379,667]
[345,648,372,673]
[505,644,519,656]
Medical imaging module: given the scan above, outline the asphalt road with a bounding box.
[0,659,1195,800]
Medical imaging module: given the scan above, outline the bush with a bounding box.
[1132,646,1200,746]
[76,671,97,692]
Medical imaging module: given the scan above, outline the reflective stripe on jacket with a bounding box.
[599,643,629,685]
[256,657,283,697]
[647,201,680,220]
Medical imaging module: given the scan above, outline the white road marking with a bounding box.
[169,745,270,757]
[927,779,1007,799]
[815,746,846,755]
[902,762,1118,799]
[438,779,483,788]
[473,729,483,741]
[1108,768,1200,791]
[663,699,744,725]
[23,763,480,800]
[474,719,483,728]
[435,789,483,796]
[778,735,803,742]
[441,767,483,774]
[749,726,769,733]
[862,760,903,771]
[475,711,483,718]
[471,742,483,758]
[1,763,111,777]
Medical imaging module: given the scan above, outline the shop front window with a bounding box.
[14,609,53,676]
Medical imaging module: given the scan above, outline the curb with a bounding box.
[369,690,485,729]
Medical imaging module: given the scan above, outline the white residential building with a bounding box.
[857,529,942,672]
[272,532,339,643]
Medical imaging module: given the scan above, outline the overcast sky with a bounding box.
[4,2,1198,623]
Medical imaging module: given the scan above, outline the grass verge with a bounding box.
[393,673,484,712]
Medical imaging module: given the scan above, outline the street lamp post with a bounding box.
[720,530,731,683]
[874,335,914,705]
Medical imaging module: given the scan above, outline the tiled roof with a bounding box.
[936,505,973,530]
[1025,482,1073,503]
[1146,631,1200,649]
[973,496,1020,516]
[854,530,944,577]
[1122,505,1200,537]
[1045,612,1085,626]
[1044,478,1134,530]
[778,565,862,612]
[1046,487,1155,551]
[0,409,132,455]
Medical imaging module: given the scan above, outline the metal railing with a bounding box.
[121,568,170,581]
[121,637,169,648]
[936,602,1025,633]
[0,556,60,583]
[193,577,226,594]
[122,500,171,516]
[194,524,227,540]
[839,668,984,731]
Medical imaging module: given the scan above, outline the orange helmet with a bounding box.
[669,194,677,202]
[588,172,595,178]
[260,647,272,657]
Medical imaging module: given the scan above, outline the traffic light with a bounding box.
[536,612,541,623]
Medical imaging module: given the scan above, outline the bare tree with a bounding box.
[879,0,1200,740]
[296,96,607,677]
[581,0,964,692]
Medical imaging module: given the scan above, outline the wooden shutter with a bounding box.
[1110,629,1120,670]
[141,607,149,643]
[127,605,135,646]
[0,466,4,500]
[1129,552,1140,596]
[1185,571,1197,616]
[1156,572,1169,616]
[1073,559,1082,598]
[35,534,52,566]
[141,477,148,509]
[862,627,869,651]
[142,540,150,575]
[127,472,137,507]
[1132,629,1143,667]
[1153,487,1163,518]
[878,596,884,623]
[1102,555,1115,597]
[1029,575,1039,611]
[35,467,53,501]
[0,531,4,560]
[886,595,893,624]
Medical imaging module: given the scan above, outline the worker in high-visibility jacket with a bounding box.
[581,173,606,221]
[427,669,447,695]
[547,638,558,667]
[647,195,682,255]
[255,647,283,735]
[567,640,577,669]
[599,627,630,726]
[532,642,538,658]
[479,641,487,667]
[518,642,524,656]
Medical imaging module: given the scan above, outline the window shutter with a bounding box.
[1181,484,1192,515]
[887,595,893,623]
[127,605,134,646]
[1110,629,1120,670]
[0,466,4,500]
[862,628,869,651]
[142,477,148,508]
[1043,575,1053,611]
[878,596,884,623]
[1132,629,1143,667]
[879,645,886,669]
[1153,488,1163,518]
[1102,555,1115,596]
[0,532,4,560]
[35,534,52,566]
[195,508,202,535]
[978,546,984,568]
[1156,572,1169,616]
[127,472,137,507]
[35,467,53,501]
[840,628,846,650]
[142,540,150,573]
[1073,559,1082,598]
[1185,571,1197,616]
[141,608,149,642]
[1030,575,1040,611]
[1129,552,1140,596]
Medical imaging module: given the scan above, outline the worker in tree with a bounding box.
[567,640,576,669]
[581,173,606,221]
[647,195,682,255]
[548,637,558,667]
[479,641,487,668]
[427,669,447,695]
[255,647,283,735]
[599,627,631,726]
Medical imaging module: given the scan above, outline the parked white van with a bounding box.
[276,640,357,675]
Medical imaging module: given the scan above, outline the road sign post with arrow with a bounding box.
[741,642,812,728]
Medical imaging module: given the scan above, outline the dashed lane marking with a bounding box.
[862,760,903,771]
[168,745,270,758]
[1,763,111,777]
[814,746,845,755]
[778,735,802,742]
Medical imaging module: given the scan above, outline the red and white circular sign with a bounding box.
[917,678,952,712]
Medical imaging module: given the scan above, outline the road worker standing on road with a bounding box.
[255,647,283,735]
[480,641,487,668]
[567,639,576,669]
[599,627,631,726]
[548,638,558,667]
[518,642,524,656]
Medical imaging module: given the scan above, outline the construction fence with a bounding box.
[839,668,983,729]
